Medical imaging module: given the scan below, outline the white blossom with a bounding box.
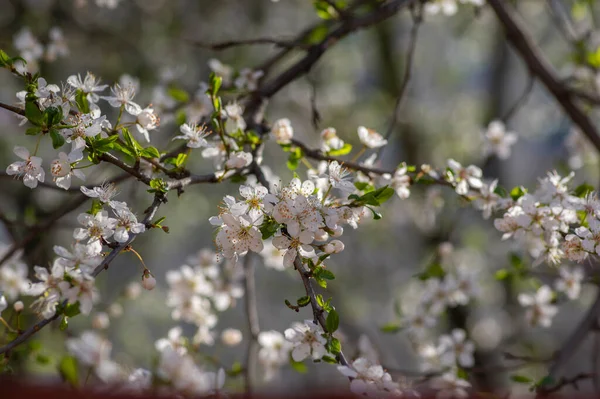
[554,266,584,300]
[271,118,294,144]
[358,126,387,149]
[173,123,210,149]
[483,120,518,160]
[518,285,558,327]
[284,320,328,362]
[6,146,45,189]
[67,72,108,103]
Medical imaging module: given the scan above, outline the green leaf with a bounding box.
[313,0,336,19]
[26,127,42,136]
[36,354,51,365]
[318,269,335,280]
[354,181,374,193]
[59,316,68,331]
[510,186,527,201]
[94,135,120,152]
[210,73,223,97]
[510,374,533,384]
[140,146,161,159]
[534,375,555,389]
[366,206,382,220]
[315,277,327,288]
[25,99,43,126]
[287,149,303,171]
[290,358,308,373]
[50,129,65,149]
[373,185,395,204]
[321,355,338,364]
[457,368,469,380]
[75,90,90,114]
[316,294,325,308]
[326,309,339,333]
[415,263,445,281]
[175,153,188,167]
[64,302,81,317]
[574,183,594,198]
[88,199,103,216]
[327,143,353,156]
[148,178,168,193]
[494,269,510,280]
[0,49,10,67]
[380,322,402,333]
[58,356,79,387]
[259,218,281,240]
[167,86,190,103]
[227,361,244,377]
[122,127,142,157]
[175,109,187,126]
[328,337,341,354]
[305,24,329,44]
[297,296,311,307]
[43,106,63,127]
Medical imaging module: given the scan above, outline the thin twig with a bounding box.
[501,70,535,122]
[243,253,260,395]
[293,256,350,367]
[376,6,422,161]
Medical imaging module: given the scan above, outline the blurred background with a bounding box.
[1,0,600,394]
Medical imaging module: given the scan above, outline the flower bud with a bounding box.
[331,225,343,237]
[13,301,24,312]
[324,239,345,254]
[271,118,293,144]
[438,242,454,258]
[108,303,124,318]
[125,282,142,299]
[142,271,156,291]
[92,312,110,329]
[314,229,329,242]
[221,328,243,346]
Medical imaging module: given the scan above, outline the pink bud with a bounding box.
[142,271,156,291]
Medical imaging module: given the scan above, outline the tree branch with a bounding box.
[244,0,417,126]
[487,0,600,153]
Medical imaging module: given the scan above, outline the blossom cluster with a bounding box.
[164,249,244,346]
[13,27,68,73]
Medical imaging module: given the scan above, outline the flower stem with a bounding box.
[321,185,332,205]
[0,317,15,333]
[115,105,124,127]
[32,134,43,156]
[350,146,366,163]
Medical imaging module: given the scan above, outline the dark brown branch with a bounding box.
[487,0,600,153]
[0,101,25,116]
[538,372,595,395]
[187,37,310,51]
[244,0,417,125]
[546,290,600,383]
